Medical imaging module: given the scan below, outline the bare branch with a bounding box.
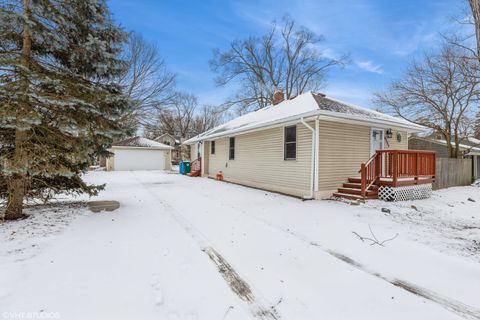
[352,225,399,247]
[117,33,176,130]
[210,17,345,113]
[374,43,480,158]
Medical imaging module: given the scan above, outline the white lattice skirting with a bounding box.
[378,184,432,201]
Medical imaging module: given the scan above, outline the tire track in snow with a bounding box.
[203,193,480,320]
[135,177,280,320]
[327,251,480,320]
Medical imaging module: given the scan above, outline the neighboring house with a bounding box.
[408,136,479,158]
[154,133,186,164]
[155,133,178,146]
[106,136,173,171]
[184,92,431,201]
[409,135,480,180]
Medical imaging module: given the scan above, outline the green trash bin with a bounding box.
[183,161,191,174]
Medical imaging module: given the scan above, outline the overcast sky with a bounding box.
[109,0,470,109]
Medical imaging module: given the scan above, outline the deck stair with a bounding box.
[187,157,201,177]
[332,150,436,201]
[187,169,201,177]
[333,177,379,200]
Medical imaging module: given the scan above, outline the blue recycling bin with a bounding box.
[179,162,184,174]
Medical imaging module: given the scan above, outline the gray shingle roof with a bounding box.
[112,136,173,149]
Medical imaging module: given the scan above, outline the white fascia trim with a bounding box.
[184,109,426,144]
[111,146,174,151]
[183,110,320,144]
[315,110,426,132]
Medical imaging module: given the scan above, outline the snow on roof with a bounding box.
[468,136,480,145]
[112,136,174,149]
[429,138,480,153]
[155,133,180,144]
[184,92,425,144]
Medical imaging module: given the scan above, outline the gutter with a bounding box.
[300,117,316,200]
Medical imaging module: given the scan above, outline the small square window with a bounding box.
[211,141,215,155]
[229,137,235,160]
[284,126,296,160]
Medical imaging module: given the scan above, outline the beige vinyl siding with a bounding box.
[318,121,409,194]
[208,123,313,196]
[318,120,370,192]
[385,129,408,150]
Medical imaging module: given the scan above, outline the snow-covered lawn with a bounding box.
[1,171,479,320]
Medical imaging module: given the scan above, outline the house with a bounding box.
[154,133,187,164]
[409,135,480,180]
[155,133,178,147]
[106,136,173,171]
[183,91,434,201]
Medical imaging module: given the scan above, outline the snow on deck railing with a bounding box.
[360,150,436,197]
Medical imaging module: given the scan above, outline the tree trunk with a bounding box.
[469,0,480,60]
[5,0,31,220]
[6,148,27,220]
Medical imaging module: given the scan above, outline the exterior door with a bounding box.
[370,128,384,155]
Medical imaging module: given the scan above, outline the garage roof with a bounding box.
[112,136,174,150]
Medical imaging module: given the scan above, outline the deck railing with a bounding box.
[360,150,436,197]
[191,157,201,172]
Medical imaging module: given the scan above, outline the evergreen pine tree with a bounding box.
[0,0,131,219]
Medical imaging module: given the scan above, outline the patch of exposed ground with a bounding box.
[203,247,254,302]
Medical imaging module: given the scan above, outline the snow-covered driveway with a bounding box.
[1,171,479,320]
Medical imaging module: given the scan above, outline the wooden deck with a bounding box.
[335,150,436,200]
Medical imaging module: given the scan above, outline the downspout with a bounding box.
[300,118,316,199]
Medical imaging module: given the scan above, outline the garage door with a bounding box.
[114,149,166,171]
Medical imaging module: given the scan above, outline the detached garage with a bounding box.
[106,136,173,171]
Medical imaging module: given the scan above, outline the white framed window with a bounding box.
[229,137,235,160]
[284,125,297,160]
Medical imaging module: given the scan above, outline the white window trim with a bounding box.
[370,127,385,156]
[283,125,298,161]
[211,140,216,155]
[228,137,235,160]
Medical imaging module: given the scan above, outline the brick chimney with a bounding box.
[273,88,284,105]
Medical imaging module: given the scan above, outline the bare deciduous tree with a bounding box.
[144,93,226,140]
[191,105,228,135]
[469,0,480,59]
[118,33,176,130]
[374,44,480,158]
[210,17,345,112]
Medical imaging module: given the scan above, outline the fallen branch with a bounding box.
[352,225,398,247]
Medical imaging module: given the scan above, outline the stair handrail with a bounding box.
[359,152,381,197]
[190,157,201,173]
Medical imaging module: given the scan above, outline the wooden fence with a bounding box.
[434,158,473,190]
